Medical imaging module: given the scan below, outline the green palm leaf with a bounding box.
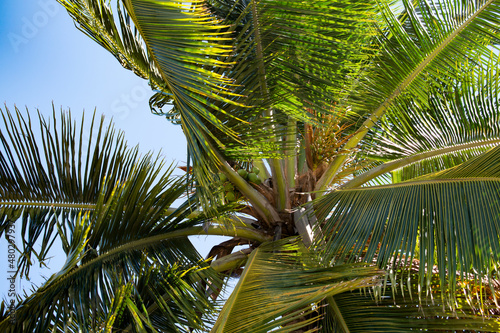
[317,0,500,191]
[0,106,154,276]
[0,170,221,332]
[121,0,243,135]
[357,0,500,114]
[319,273,500,332]
[211,239,382,333]
[211,0,377,117]
[348,60,500,187]
[200,0,378,164]
[316,144,500,306]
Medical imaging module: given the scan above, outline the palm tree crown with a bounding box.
[2,0,500,331]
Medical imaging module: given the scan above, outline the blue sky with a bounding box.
[0,0,222,299]
[0,0,186,158]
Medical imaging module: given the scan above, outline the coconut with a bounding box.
[224,183,234,191]
[237,168,248,179]
[248,172,259,183]
[252,166,260,175]
[218,172,227,182]
[225,191,236,202]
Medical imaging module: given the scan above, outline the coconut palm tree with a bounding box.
[0,107,381,333]
[2,0,500,331]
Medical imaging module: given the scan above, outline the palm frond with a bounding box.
[121,0,243,135]
[316,143,500,307]
[354,0,500,115]
[212,0,378,115]
[259,0,377,117]
[0,174,222,332]
[0,105,159,276]
[354,56,500,185]
[318,273,500,332]
[211,239,382,333]
[203,0,378,154]
[317,0,500,191]
[390,146,498,183]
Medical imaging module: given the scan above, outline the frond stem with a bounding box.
[210,248,252,272]
[219,157,280,226]
[342,139,500,188]
[285,119,297,190]
[251,0,288,211]
[327,296,350,333]
[34,225,269,294]
[338,177,500,191]
[0,201,95,210]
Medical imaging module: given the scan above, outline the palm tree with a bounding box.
[2,0,500,331]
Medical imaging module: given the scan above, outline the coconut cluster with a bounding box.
[219,166,261,202]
